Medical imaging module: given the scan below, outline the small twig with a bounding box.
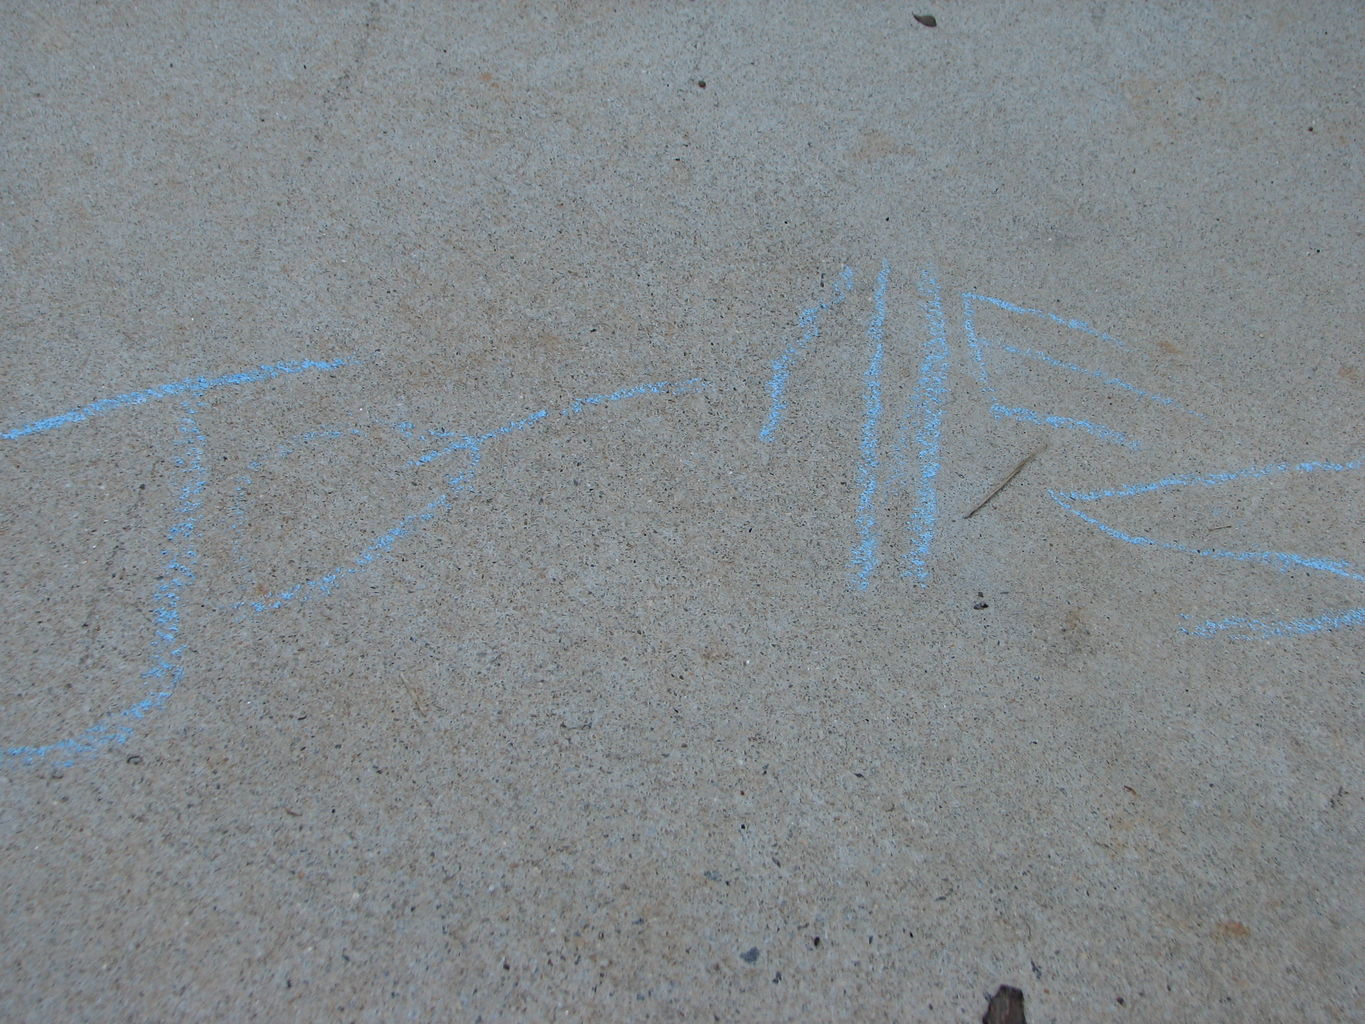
[964,445,1047,519]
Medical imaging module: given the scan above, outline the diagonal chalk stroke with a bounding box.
[991,340,1205,419]
[2,358,352,439]
[962,293,1137,353]
[1049,457,1364,637]
[243,377,709,614]
[760,266,855,441]
[960,292,1201,449]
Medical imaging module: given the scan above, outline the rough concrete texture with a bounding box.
[2,2,1361,1021]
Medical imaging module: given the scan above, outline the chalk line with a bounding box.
[4,399,206,765]
[900,266,950,582]
[760,266,855,442]
[242,378,708,614]
[1049,457,1364,638]
[2,358,352,440]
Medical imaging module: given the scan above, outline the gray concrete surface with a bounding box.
[2,2,1362,1020]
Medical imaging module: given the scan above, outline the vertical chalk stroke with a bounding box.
[849,260,892,589]
[3,398,207,766]
[900,266,950,582]
[960,292,1202,450]
[1049,458,1365,639]
[760,266,855,442]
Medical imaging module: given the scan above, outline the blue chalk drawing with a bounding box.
[763,262,1361,632]
[849,260,892,589]
[0,359,352,440]
[2,361,705,766]
[760,266,855,441]
[5,266,1360,767]
[1049,459,1365,639]
[2,362,353,766]
[4,399,207,765]
[242,378,706,615]
[961,292,1201,450]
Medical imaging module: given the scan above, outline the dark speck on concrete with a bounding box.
[740,947,760,964]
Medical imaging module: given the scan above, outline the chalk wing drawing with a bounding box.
[1049,461,1365,640]
[3,263,1359,766]
[761,261,1363,637]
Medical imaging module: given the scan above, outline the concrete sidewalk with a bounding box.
[2,2,1361,1020]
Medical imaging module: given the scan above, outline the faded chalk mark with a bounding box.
[760,266,854,441]
[4,399,206,766]
[900,266,950,581]
[2,359,351,440]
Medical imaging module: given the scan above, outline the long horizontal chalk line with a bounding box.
[2,358,353,440]
[1180,605,1365,641]
[1048,490,1365,583]
[1054,457,1364,504]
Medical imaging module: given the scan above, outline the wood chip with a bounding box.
[983,985,1027,1024]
